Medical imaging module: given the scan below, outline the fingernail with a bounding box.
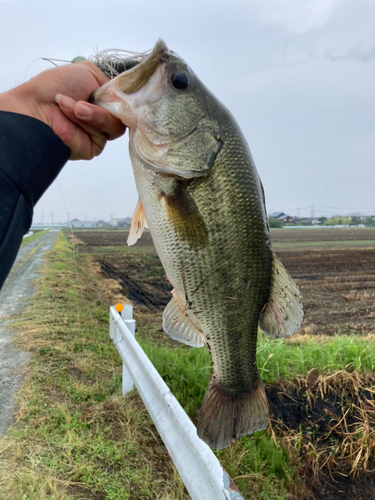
[75,103,93,119]
[56,94,75,110]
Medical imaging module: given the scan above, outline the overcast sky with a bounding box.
[1,0,374,222]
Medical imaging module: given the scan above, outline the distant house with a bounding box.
[109,217,131,227]
[269,212,295,223]
[96,220,107,227]
[69,220,96,228]
[299,217,320,225]
[347,213,366,221]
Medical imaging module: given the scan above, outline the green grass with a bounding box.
[0,233,187,500]
[272,239,375,250]
[257,333,375,381]
[2,231,374,499]
[141,332,375,416]
[21,229,47,247]
[77,245,157,255]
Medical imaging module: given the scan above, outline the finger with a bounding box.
[56,94,103,135]
[79,60,111,87]
[55,94,108,159]
[56,94,110,151]
[56,94,126,141]
[74,101,126,141]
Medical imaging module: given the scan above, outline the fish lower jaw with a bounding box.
[98,100,136,128]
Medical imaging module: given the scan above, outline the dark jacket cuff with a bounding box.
[0,111,71,289]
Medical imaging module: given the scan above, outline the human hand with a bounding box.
[0,62,126,160]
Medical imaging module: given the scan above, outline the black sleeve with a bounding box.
[0,111,71,289]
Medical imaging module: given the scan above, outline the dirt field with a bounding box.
[276,248,375,335]
[73,230,154,247]
[72,228,375,336]
[271,227,375,244]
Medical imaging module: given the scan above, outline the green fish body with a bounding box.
[92,40,303,449]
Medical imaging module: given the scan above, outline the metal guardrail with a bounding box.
[109,304,244,500]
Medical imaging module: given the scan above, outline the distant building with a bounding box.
[299,217,320,225]
[69,220,96,228]
[96,220,107,227]
[269,212,295,223]
[269,211,285,219]
[109,217,131,227]
[347,213,366,221]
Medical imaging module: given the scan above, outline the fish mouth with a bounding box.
[90,39,168,107]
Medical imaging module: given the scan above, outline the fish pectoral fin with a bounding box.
[127,198,148,246]
[163,290,205,347]
[259,252,303,338]
[162,183,207,247]
[197,372,269,450]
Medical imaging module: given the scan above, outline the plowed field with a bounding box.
[72,228,375,336]
[276,248,375,335]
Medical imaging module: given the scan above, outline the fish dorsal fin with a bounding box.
[259,253,303,338]
[127,198,148,246]
[163,290,205,347]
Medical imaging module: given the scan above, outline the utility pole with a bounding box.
[297,207,300,218]
[311,205,314,218]
[51,213,54,227]
[42,212,44,225]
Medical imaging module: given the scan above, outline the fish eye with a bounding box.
[171,72,189,90]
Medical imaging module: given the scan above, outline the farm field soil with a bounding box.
[72,229,375,336]
[271,227,375,246]
[276,248,375,335]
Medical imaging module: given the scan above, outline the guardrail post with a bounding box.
[112,304,136,395]
[122,317,136,395]
[121,304,133,320]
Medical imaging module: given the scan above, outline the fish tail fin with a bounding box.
[197,373,269,450]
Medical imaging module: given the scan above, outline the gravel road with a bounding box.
[0,230,58,437]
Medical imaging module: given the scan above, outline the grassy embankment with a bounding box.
[0,231,375,499]
[21,229,47,247]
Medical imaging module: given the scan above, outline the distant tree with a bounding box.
[324,217,351,226]
[351,216,360,226]
[269,218,283,228]
[365,216,375,227]
[318,217,327,225]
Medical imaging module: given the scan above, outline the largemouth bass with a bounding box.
[92,40,303,450]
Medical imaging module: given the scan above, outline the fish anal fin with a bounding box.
[127,198,148,246]
[197,373,269,450]
[162,183,207,247]
[259,252,303,338]
[163,290,205,347]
